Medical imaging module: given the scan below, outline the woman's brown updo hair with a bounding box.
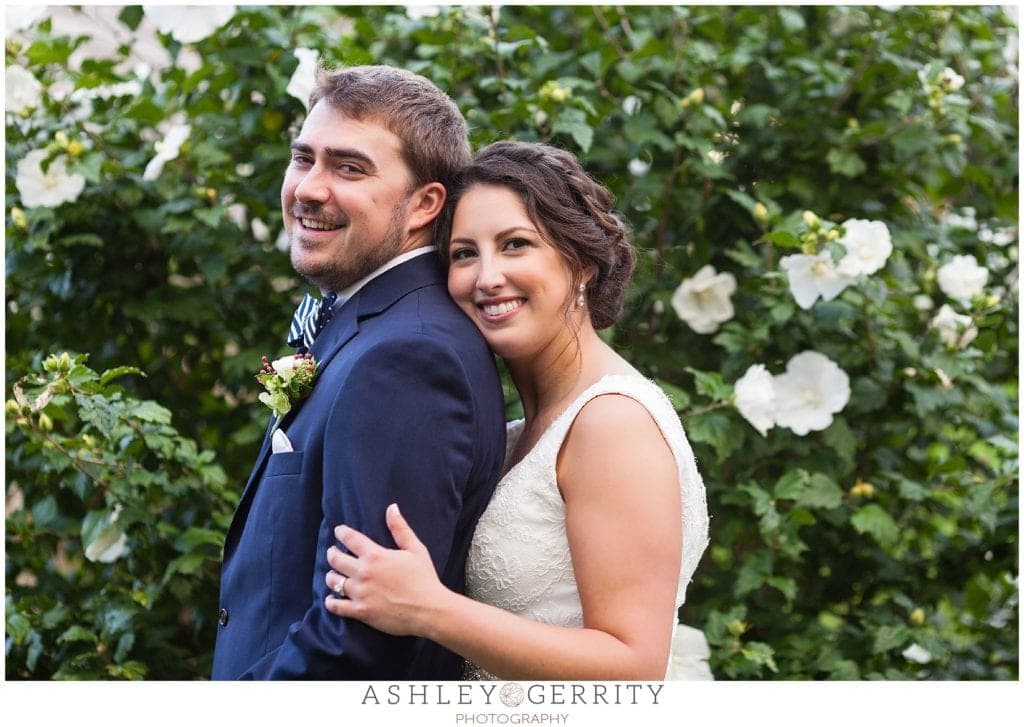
[437,141,636,330]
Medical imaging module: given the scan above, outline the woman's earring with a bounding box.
[576,283,586,309]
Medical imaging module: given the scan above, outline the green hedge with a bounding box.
[5,5,1018,679]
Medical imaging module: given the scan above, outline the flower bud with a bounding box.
[59,352,72,373]
[847,118,860,130]
[727,619,748,637]
[38,412,53,432]
[66,139,86,157]
[850,479,875,498]
[944,134,962,145]
[688,88,705,105]
[6,399,22,416]
[910,608,925,626]
[753,202,769,223]
[802,210,821,229]
[11,207,28,230]
[55,130,70,149]
[539,81,570,104]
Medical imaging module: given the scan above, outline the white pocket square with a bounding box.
[271,428,294,454]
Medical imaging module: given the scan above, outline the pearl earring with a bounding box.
[576,283,586,309]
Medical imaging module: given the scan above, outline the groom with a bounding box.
[212,65,506,679]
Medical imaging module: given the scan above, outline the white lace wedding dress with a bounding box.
[464,373,711,680]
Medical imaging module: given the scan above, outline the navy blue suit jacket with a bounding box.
[212,253,506,680]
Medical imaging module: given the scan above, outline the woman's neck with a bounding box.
[505,324,617,424]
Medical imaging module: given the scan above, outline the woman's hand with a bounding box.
[324,503,450,637]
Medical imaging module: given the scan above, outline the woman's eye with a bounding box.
[450,247,476,261]
[505,237,530,250]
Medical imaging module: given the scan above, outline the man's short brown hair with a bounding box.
[308,65,471,195]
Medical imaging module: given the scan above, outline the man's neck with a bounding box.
[331,246,437,301]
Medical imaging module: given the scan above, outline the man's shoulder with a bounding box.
[370,282,485,346]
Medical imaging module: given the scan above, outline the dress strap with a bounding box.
[543,374,675,460]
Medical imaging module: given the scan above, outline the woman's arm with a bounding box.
[325,394,682,680]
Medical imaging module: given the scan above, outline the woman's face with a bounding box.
[446,184,577,362]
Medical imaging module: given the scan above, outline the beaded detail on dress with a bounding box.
[463,374,710,680]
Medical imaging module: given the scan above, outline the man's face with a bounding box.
[281,102,415,292]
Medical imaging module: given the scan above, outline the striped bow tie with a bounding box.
[287,292,338,351]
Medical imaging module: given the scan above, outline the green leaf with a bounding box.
[826,149,867,178]
[685,367,733,401]
[774,470,843,509]
[68,152,104,184]
[115,632,136,662]
[551,108,594,152]
[762,230,802,248]
[851,504,899,549]
[26,38,74,65]
[654,379,691,410]
[7,612,31,643]
[133,401,172,424]
[687,411,744,462]
[766,576,797,602]
[739,641,778,672]
[56,233,104,249]
[57,625,98,644]
[168,552,207,575]
[872,624,911,654]
[822,417,857,467]
[100,366,144,386]
[734,551,772,597]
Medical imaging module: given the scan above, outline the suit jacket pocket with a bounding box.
[265,450,303,478]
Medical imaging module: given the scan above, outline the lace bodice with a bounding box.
[464,374,710,679]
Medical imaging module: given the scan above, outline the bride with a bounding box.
[323,140,709,680]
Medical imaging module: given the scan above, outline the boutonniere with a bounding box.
[256,353,317,420]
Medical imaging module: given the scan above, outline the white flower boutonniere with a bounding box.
[256,353,317,420]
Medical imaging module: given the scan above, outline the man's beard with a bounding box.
[289,203,408,292]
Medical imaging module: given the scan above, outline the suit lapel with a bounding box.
[222,252,446,558]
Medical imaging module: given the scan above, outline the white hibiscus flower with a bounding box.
[902,643,933,664]
[780,252,854,309]
[143,123,191,181]
[6,4,47,31]
[628,158,651,176]
[734,364,776,436]
[5,64,43,115]
[405,5,441,20]
[944,207,977,231]
[940,67,965,92]
[937,255,989,303]
[772,351,850,435]
[15,150,87,208]
[251,218,270,242]
[143,5,236,44]
[835,219,893,277]
[84,505,128,564]
[930,304,978,349]
[286,48,319,108]
[913,295,935,311]
[671,265,737,334]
